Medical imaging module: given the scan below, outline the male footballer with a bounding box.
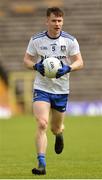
[24,7,84,175]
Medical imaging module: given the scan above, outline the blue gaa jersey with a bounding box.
[26,31,80,94]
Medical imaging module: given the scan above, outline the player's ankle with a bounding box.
[37,153,46,167]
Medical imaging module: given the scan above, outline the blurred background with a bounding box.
[0,0,102,118]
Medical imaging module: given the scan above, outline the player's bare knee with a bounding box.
[38,119,48,130]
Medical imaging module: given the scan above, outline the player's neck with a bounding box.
[46,31,61,39]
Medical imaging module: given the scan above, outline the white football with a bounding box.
[43,57,62,78]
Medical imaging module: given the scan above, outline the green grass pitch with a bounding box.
[0,115,102,179]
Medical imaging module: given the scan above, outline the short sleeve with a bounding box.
[26,37,37,56]
[69,38,80,56]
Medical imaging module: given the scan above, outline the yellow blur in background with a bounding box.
[0,71,34,118]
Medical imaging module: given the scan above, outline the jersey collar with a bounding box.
[45,31,62,39]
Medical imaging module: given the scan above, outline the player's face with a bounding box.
[46,13,63,37]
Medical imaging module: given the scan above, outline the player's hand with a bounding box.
[33,60,45,76]
[56,61,71,78]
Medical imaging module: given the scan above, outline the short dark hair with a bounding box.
[46,7,64,17]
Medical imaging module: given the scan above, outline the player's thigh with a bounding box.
[50,109,65,129]
[33,101,50,122]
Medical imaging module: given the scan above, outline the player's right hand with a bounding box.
[33,60,45,76]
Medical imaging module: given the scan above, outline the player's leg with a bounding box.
[50,109,65,154]
[33,101,50,154]
[32,101,50,175]
[50,93,68,154]
[50,109,65,135]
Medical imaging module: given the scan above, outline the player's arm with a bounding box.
[69,53,84,71]
[56,54,84,78]
[24,52,44,76]
[24,52,35,70]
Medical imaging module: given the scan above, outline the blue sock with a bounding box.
[37,153,46,168]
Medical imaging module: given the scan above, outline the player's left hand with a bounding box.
[33,60,45,76]
[56,61,72,78]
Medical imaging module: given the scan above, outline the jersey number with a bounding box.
[52,46,55,51]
